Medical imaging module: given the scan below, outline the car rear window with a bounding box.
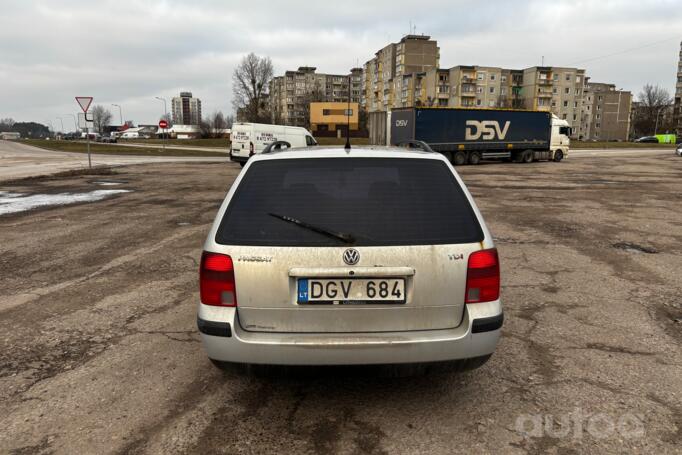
[216,158,483,246]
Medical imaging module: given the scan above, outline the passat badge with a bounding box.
[343,248,360,265]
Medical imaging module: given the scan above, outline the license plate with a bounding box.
[297,278,405,304]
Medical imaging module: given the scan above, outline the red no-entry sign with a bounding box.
[158,119,168,129]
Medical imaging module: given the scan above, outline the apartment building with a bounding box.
[270,66,361,127]
[674,41,682,137]
[442,66,524,109]
[521,67,586,134]
[171,92,202,125]
[578,80,632,141]
[363,35,439,112]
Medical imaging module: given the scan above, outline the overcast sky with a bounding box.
[1,0,680,128]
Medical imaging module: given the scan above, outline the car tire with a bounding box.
[468,152,481,165]
[522,150,534,163]
[554,150,564,162]
[453,151,467,166]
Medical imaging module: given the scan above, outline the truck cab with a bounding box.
[550,115,571,162]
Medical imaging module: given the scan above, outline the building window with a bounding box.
[566,73,572,81]
[476,87,483,93]
[476,99,482,106]
[576,76,581,83]
[596,122,601,128]
[489,87,495,94]
[553,73,559,81]
[562,113,567,119]
[477,72,484,80]
[490,74,496,81]
[598,96,603,101]
[574,101,578,108]
[553,87,558,94]
[551,101,557,107]
[573,114,577,120]
[563,101,568,107]
[575,89,581,96]
[489,100,495,107]
[596,114,601,119]
[565,87,570,94]
[501,75,507,82]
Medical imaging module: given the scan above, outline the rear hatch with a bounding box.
[231,128,251,159]
[214,157,484,333]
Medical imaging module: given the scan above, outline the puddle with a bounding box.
[0,190,131,215]
[612,242,658,254]
[94,181,123,186]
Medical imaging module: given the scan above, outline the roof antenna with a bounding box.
[345,74,351,151]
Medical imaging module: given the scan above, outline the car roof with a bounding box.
[251,146,445,162]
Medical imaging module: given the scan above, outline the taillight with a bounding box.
[465,248,500,303]
[200,252,237,306]
[249,142,254,156]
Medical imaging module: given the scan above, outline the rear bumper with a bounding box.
[197,300,503,365]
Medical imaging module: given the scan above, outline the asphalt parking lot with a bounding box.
[1,153,680,454]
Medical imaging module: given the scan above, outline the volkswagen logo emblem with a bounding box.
[343,248,360,265]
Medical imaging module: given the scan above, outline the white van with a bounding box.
[230,123,317,166]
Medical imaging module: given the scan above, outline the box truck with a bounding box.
[389,107,570,164]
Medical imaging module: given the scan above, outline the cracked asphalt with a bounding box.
[0,153,680,454]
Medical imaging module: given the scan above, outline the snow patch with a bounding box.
[0,190,130,215]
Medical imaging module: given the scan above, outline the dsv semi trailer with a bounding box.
[389,107,571,164]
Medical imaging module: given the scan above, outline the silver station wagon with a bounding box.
[198,146,503,369]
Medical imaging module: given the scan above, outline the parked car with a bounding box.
[634,136,659,143]
[198,145,503,370]
[100,136,117,143]
[230,122,317,166]
[675,143,682,157]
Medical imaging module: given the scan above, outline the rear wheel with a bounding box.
[453,151,467,166]
[468,152,481,165]
[522,149,534,163]
[553,150,564,162]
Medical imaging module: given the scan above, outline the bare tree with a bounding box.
[91,105,113,134]
[0,118,16,132]
[634,84,673,135]
[205,111,229,138]
[232,53,273,122]
[224,114,234,129]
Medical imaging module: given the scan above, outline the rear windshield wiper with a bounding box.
[268,212,356,244]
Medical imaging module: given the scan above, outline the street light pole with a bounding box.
[155,96,168,152]
[112,104,123,126]
[654,106,665,135]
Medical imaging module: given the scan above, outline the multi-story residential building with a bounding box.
[363,35,439,112]
[171,92,202,125]
[521,67,586,135]
[269,66,361,127]
[444,66,523,109]
[578,80,632,141]
[673,41,682,137]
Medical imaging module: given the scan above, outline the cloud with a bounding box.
[0,0,680,126]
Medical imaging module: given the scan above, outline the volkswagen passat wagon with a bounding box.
[198,146,503,369]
